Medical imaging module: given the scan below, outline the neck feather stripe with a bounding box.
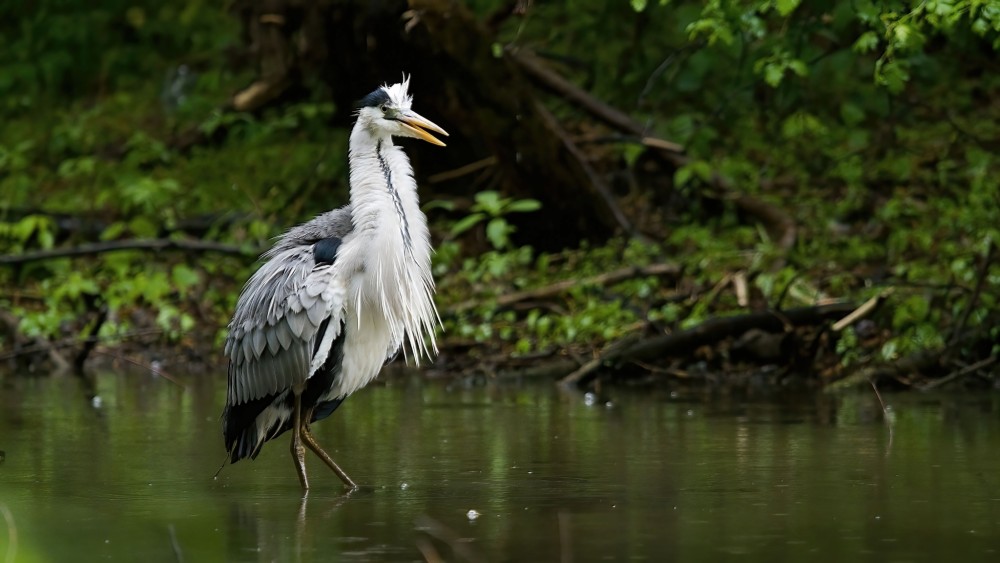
[375,139,413,254]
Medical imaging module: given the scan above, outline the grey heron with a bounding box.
[221,78,447,491]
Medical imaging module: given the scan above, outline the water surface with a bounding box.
[1,372,998,561]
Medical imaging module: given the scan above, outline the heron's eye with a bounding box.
[379,103,389,113]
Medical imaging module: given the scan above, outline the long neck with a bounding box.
[347,127,421,251]
[346,125,438,361]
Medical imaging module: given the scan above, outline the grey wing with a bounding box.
[224,245,348,405]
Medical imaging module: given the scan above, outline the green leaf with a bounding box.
[763,62,785,87]
[473,191,504,215]
[674,166,693,188]
[630,0,648,12]
[788,59,809,77]
[449,213,485,237]
[37,227,54,249]
[504,199,542,213]
[853,31,880,53]
[775,0,801,17]
[486,218,511,250]
[171,264,201,292]
[128,216,158,238]
[100,221,127,241]
[875,59,910,93]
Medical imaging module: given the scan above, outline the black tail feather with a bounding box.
[222,319,347,463]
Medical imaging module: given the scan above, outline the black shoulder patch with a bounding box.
[313,237,342,265]
[358,88,391,109]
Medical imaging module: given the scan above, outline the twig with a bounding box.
[0,238,258,266]
[0,328,164,362]
[447,263,679,313]
[558,333,642,388]
[414,515,485,563]
[919,355,997,391]
[869,380,894,457]
[90,350,186,388]
[416,538,445,563]
[534,101,636,235]
[428,157,497,183]
[733,271,749,307]
[832,290,892,332]
[168,524,184,563]
[1,504,16,563]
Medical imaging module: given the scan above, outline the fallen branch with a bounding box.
[0,239,259,266]
[534,101,636,236]
[558,333,642,387]
[447,262,680,313]
[832,290,892,332]
[824,349,942,393]
[919,355,997,391]
[512,49,684,157]
[614,302,857,370]
[500,302,856,386]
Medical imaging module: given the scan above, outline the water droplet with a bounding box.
[400,482,409,490]
[466,509,480,521]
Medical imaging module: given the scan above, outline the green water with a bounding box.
[1,372,998,562]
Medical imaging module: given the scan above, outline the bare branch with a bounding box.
[0,239,259,266]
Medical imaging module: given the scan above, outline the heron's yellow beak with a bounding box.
[397,111,449,146]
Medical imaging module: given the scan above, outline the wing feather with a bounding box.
[265,325,280,355]
[225,242,348,405]
[276,320,293,348]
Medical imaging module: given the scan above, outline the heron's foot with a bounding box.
[300,425,358,490]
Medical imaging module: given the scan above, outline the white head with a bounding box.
[355,77,449,146]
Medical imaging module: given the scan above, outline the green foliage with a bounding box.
[2,0,999,377]
[449,191,542,251]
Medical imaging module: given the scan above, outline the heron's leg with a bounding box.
[290,394,309,491]
[300,425,358,490]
